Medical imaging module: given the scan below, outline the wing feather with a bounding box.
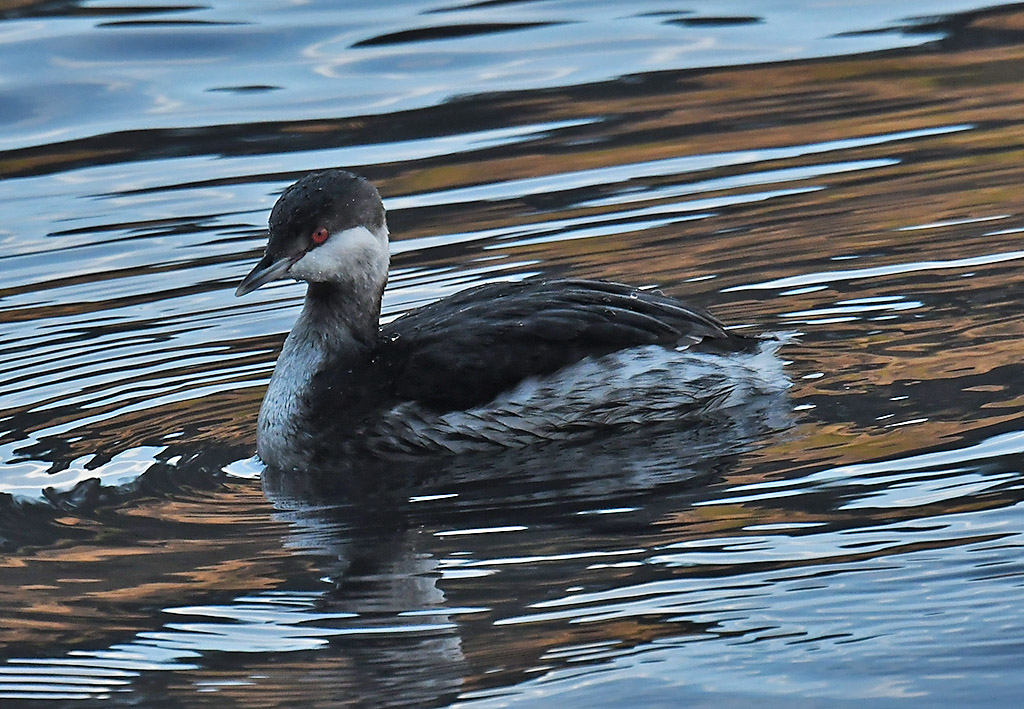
[368,278,756,411]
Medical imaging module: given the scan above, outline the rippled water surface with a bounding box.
[2,0,1024,705]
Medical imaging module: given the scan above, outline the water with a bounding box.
[2,0,1024,705]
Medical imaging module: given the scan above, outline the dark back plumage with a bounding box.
[363,278,757,412]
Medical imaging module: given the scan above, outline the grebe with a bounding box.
[236,169,786,471]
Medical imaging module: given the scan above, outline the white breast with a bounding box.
[257,326,325,470]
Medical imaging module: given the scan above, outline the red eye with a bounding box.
[311,227,330,245]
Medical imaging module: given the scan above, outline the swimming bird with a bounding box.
[236,169,786,471]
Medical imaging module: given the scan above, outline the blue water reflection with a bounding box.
[2,0,1024,706]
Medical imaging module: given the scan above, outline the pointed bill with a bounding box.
[235,253,296,296]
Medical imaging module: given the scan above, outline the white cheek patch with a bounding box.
[289,226,388,284]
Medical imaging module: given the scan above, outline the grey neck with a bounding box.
[257,281,381,470]
[304,281,383,348]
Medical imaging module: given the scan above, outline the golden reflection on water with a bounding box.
[0,483,292,648]
[2,5,1024,706]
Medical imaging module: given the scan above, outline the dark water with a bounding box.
[2,0,1024,705]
